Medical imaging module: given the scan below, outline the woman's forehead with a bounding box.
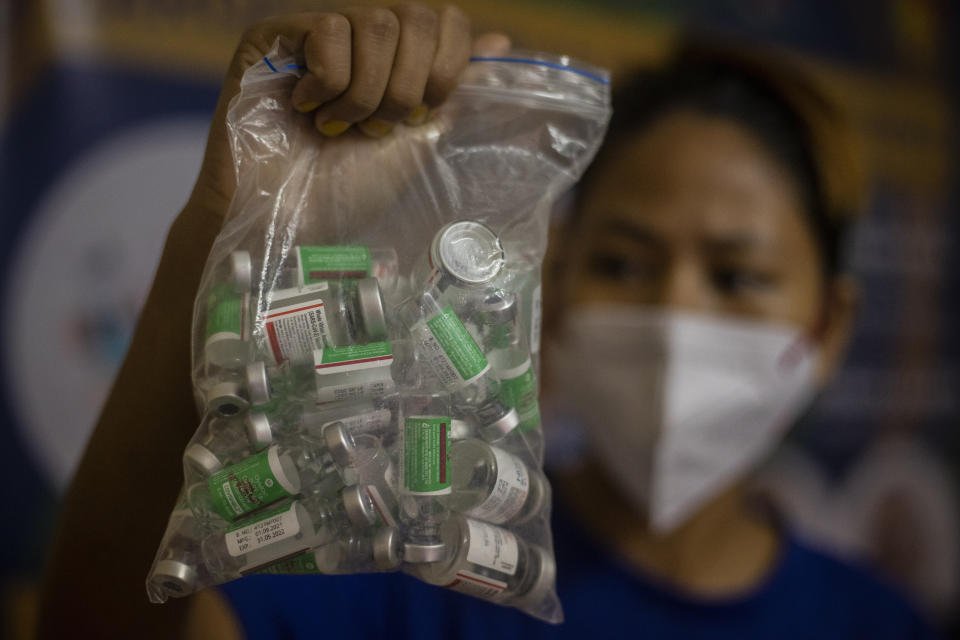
[583,111,809,244]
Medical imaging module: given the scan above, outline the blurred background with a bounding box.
[1,0,957,637]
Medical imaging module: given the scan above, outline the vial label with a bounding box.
[530,283,542,354]
[445,569,507,600]
[206,285,247,339]
[255,549,321,575]
[402,416,451,495]
[323,409,393,437]
[297,245,372,284]
[263,299,330,365]
[315,341,393,372]
[315,379,395,404]
[209,448,296,519]
[466,446,530,524]
[225,502,300,557]
[465,519,519,576]
[419,306,490,387]
[496,360,541,433]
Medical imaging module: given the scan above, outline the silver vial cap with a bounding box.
[206,381,249,418]
[342,484,377,528]
[357,278,388,340]
[231,250,252,293]
[246,361,271,406]
[152,559,198,597]
[431,221,504,287]
[403,541,446,563]
[323,422,356,468]
[183,443,223,476]
[246,412,274,449]
[478,407,520,442]
[373,528,402,570]
[514,546,556,607]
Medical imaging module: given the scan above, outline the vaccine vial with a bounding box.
[204,422,363,520]
[256,527,402,575]
[411,220,505,298]
[204,284,250,370]
[412,515,555,607]
[183,415,253,479]
[147,508,207,600]
[256,278,388,365]
[290,246,399,294]
[447,439,546,525]
[399,285,519,443]
[399,392,452,563]
[247,400,393,450]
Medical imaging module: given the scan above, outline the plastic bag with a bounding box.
[146,38,610,624]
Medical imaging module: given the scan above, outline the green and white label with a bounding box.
[403,416,451,495]
[419,306,489,387]
[255,549,322,575]
[209,447,296,519]
[206,284,245,338]
[225,502,300,557]
[298,246,372,284]
[315,342,393,373]
[497,359,541,433]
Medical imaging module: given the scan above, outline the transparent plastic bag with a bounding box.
[147,39,610,624]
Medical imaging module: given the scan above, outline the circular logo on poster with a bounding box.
[4,117,209,491]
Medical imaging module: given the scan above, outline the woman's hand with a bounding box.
[188,4,474,223]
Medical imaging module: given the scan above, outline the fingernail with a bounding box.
[357,118,395,138]
[319,120,351,137]
[405,104,429,126]
[295,101,319,113]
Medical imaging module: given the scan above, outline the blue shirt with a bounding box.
[220,505,934,639]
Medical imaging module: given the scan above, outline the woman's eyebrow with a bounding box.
[596,218,663,248]
[701,232,774,253]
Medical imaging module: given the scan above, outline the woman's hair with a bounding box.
[577,49,850,279]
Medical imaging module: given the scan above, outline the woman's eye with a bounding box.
[587,253,659,282]
[711,267,776,294]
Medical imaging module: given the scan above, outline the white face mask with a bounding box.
[550,306,819,533]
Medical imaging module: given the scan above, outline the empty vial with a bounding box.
[183,415,253,480]
[256,527,402,575]
[447,438,547,525]
[288,245,399,294]
[204,284,250,370]
[399,285,519,443]
[411,220,505,299]
[399,392,453,563]
[256,278,388,365]
[147,507,207,601]
[412,515,555,607]
[246,401,392,450]
[204,423,364,520]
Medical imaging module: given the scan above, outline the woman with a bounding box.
[38,5,933,638]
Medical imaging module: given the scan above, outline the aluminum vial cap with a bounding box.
[207,381,249,418]
[230,250,253,293]
[245,361,271,406]
[403,541,447,563]
[342,484,377,528]
[514,546,556,607]
[357,278,388,340]
[152,559,198,597]
[183,443,223,476]
[431,221,504,288]
[323,422,357,468]
[479,407,520,442]
[246,412,274,449]
[373,528,402,570]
